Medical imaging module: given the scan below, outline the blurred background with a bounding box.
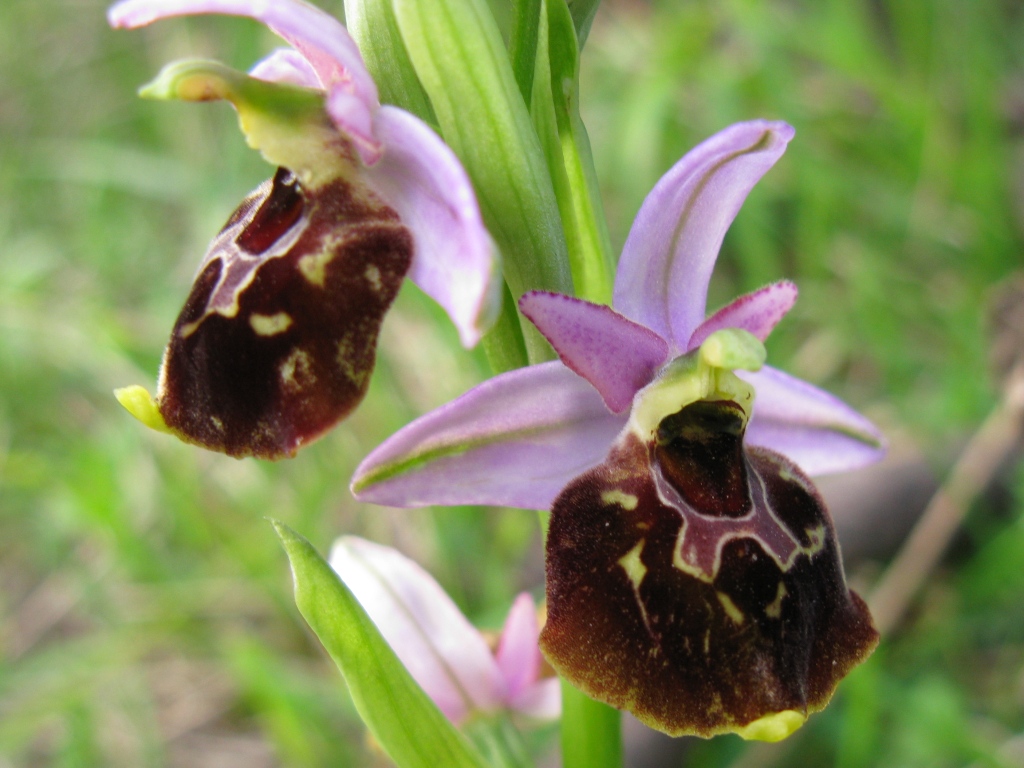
[2,0,1024,765]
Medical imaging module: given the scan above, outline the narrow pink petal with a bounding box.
[614,120,795,351]
[741,366,886,475]
[687,280,798,351]
[327,88,383,166]
[328,537,503,724]
[495,594,542,701]
[249,47,321,88]
[364,106,501,347]
[108,0,378,108]
[519,292,669,413]
[509,678,561,720]
[351,362,628,510]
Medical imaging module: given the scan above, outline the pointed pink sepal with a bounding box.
[496,594,542,701]
[614,120,795,350]
[520,291,669,413]
[688,281,798,351]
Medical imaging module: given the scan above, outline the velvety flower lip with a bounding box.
[351,120,885,509]
[109,0,502,458]
[108,0,500,348]
[328,537,559,725]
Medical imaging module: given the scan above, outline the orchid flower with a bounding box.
[329,536,559,726]
[351,120,883,740]
[109,0,499,459]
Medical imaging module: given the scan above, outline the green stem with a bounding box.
[560,681,623,768]
[482,281,531,374]
[392,0,574,324]
[530,0,614,304]
[509,0,542,102]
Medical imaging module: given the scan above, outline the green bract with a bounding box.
[273,522,489,768]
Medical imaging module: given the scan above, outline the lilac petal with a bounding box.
[614,120,795,350]
[249,47,321,88]
[328,536,503,723]
[741,366,886,476]
[495,593,542,702]
[327,87,383,166]
[364,106,501,347]
[107,0,378,108]
[519,292,669,413]
[509,678,561,720]
[351,361,627,510]
[687,281,798,351]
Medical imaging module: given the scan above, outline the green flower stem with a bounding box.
[530,0,614,304]
[464,715,536,768]
[560,681,623,768]
[393,0,572,364]
[509,0,542,101]
[344,0,437,127]
[482,281,531,374]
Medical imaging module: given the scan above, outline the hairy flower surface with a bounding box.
[109,0,499,458]
[351,121,883,738]
[329,537,559,725]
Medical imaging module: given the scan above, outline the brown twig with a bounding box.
[868,362,1024,636]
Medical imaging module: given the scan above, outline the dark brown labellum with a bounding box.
[155,167,413,458]
[541,399,879,737]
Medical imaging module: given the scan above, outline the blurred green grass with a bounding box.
[2,0,1024,766]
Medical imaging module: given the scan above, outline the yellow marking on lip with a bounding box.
[364,264,382,291]
[279,348,314,391]
[618,540,648,590]
[804,524,826,556]
[250,311,293,336]
[673,537,714,583]
[602,489,639,510]
[716,592,745,625]
[618,540,654,634]
[299,250,334,287]
[336,333,370,387]
[765,582,787,619]
[177,316,206,339]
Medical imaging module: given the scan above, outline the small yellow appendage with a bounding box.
[114,385,173,435]
[735,710,806,742]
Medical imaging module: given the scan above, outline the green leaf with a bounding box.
[529,0,614,304]
[508,0,542,101]
[464,715,536,768]
[271,521,489,768]
[566,0,601,48]
[392,0,573,362]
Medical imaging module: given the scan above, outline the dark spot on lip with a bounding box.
[655,400,750,518]
[236,167,305,255]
